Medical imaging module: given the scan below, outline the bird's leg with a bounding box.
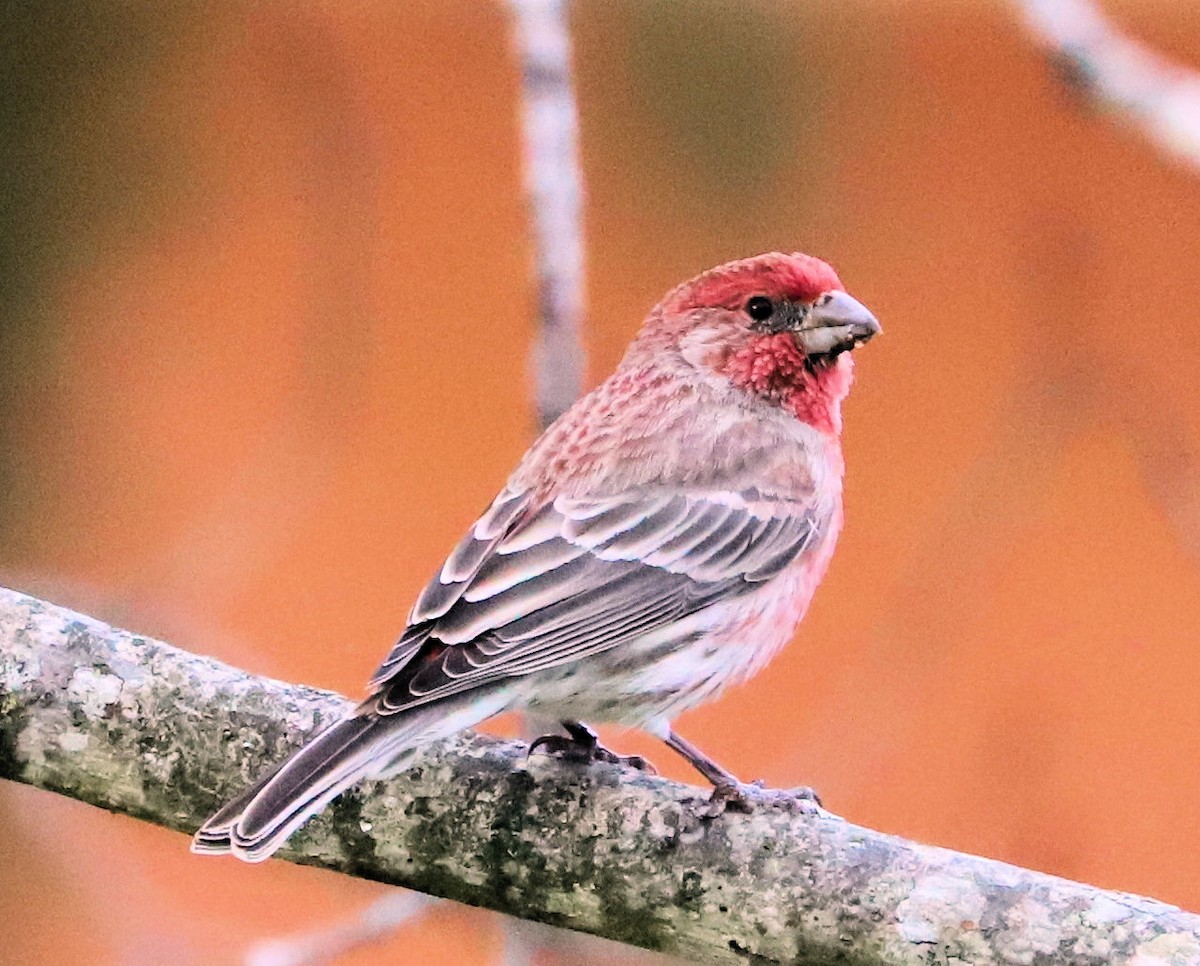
[664,729,822,817]
[527,720,657,773]
[663,729,740,786]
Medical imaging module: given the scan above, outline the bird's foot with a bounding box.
[527,720,658,774]
[672,781,826,846]
[700,779,823,819]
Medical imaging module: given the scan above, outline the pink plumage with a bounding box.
[667,250,843,312]
[193,251,880,862]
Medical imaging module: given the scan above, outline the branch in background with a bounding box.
[3,588,1200,965]
[1015,0,1200,171]
[245,893,430,966]
[508,0,587,429]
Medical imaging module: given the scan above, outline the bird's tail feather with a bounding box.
[191,694,500,863]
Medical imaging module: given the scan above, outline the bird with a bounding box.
[192,251,880,862]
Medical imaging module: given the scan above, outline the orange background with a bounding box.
[3,1,1200,963]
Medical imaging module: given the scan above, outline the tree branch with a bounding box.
[245,892,431,966]
[2,586,1198,965]
[508,0,587,431]
[1014,0,1200,172]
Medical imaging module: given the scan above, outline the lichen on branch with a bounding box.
[1,586,1198,965]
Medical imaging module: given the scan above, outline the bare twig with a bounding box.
[3,586,1200,965]
[245,893,430,966]
[1015,0,1200,170]
[508,0,587,429]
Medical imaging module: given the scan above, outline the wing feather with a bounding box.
[410,489,534,623]
[434,552,598,644]
[561,494,672,546]
[640,503,734,567]
[464,537,589,601]
[592,494,693,560]
[370,483,826,710]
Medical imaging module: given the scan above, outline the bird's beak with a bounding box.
[796,291,881,357]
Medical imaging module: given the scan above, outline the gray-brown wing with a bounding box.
[367,486,823,713]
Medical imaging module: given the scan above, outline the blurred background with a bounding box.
[3,0,1200,963]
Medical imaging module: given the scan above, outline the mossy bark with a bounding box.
[1,586,1198,964]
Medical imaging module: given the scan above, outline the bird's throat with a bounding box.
[722,333,852,436]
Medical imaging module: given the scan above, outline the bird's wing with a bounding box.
[367,484,824,713]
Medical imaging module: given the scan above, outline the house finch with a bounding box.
[193,251,879,862]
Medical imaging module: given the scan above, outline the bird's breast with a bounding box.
[521,519,842,728]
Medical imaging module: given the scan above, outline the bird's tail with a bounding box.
[191,693,502,863]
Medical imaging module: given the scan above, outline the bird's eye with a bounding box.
[745,296,774,322]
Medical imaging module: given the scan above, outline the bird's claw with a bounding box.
[700,780,823,819]
[672,782,826,846]
[527,730,658,775]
